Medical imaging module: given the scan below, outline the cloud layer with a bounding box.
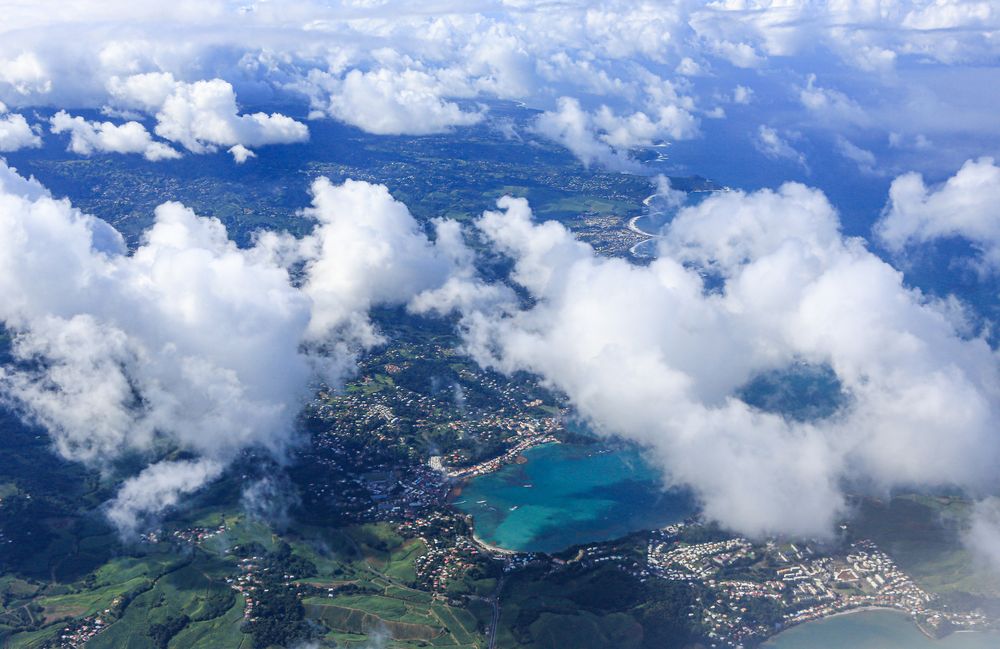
[0,1,996,171]
[1,0,1000,545]
[0,161,470,534]
[454,180,1000,538]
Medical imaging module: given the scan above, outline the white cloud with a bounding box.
[157,77,308,153]
[533,97,637,171]
[455,183,1000,538]
[676,57,705,76]
[694,1,999,67]
[835,136,878,175]
[229,143,256,163]
[732,84,753,105]
[0,158,49,199]
[877,157,1000,270]
[107,72,178,112]
[534,96,698,172]
[50,110,180,161]
[110,72,308,158]
[0,1,993,171]
[0,161,470,534]
[966,497,1000,575]
[799,73,869,126]
[902,1,996,32]
[294,178,483,345]
[0,102,41,151]
[0,0,999,541]
[107,459,224,536]
[710,40,763,68]
[324,68,483,135]
[0,52,50,96]
[755,125,808,170]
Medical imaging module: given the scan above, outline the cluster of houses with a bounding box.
[647,538,754,581]
[640,527,994,648]
[226,556,290,622]
[782,541,936,627]
[400,510,477,593]
[441,429,560,479]
[55,611,110,648]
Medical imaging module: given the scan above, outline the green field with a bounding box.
[851,495,1000,596]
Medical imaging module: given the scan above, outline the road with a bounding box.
[487,573,507,649]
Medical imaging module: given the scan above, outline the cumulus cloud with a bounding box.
[324,68,484,135]
[50,110,180,161]
[455,184,1000,538]
[710,40,764,68]
[1,0,1000,543]
[533,96,698,172]
[0,161,471,535]
[0,52,50,96]
[675,57,705,76]
[229,143,256,163]
[292,178,482,346]
[0,101,41,152]
[0,1,994,172]
[533,97,638,171]
[877,157,1000,270]
[109,72,308,158]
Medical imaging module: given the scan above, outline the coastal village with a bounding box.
[637,525,990,647]
[294,346,1000,648]
[37,337,998,649]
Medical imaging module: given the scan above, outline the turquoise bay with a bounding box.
[763,611,1000,649]
[452,442,694,553]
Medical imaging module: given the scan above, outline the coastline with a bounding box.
[445,442,552,558]
[820,605,905,622]
[438,436,560,480]
[471,530,517,557]
[763,607,907,646]
[766,606,968,646]
[627,213,659,238]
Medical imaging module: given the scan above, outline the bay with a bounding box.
[451,442,694,554]
[763,610,1000,649]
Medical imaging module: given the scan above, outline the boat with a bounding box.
[510,505,519,511]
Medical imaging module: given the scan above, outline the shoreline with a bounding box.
[471,530,518,557]
[764,607,907,646]
[821,605,905,622]
[439,437,560,480]
[767,606,988,645]
[627,213,659,238]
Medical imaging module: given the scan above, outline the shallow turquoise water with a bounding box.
[452,443,695,553]
[763,611,1000,649]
